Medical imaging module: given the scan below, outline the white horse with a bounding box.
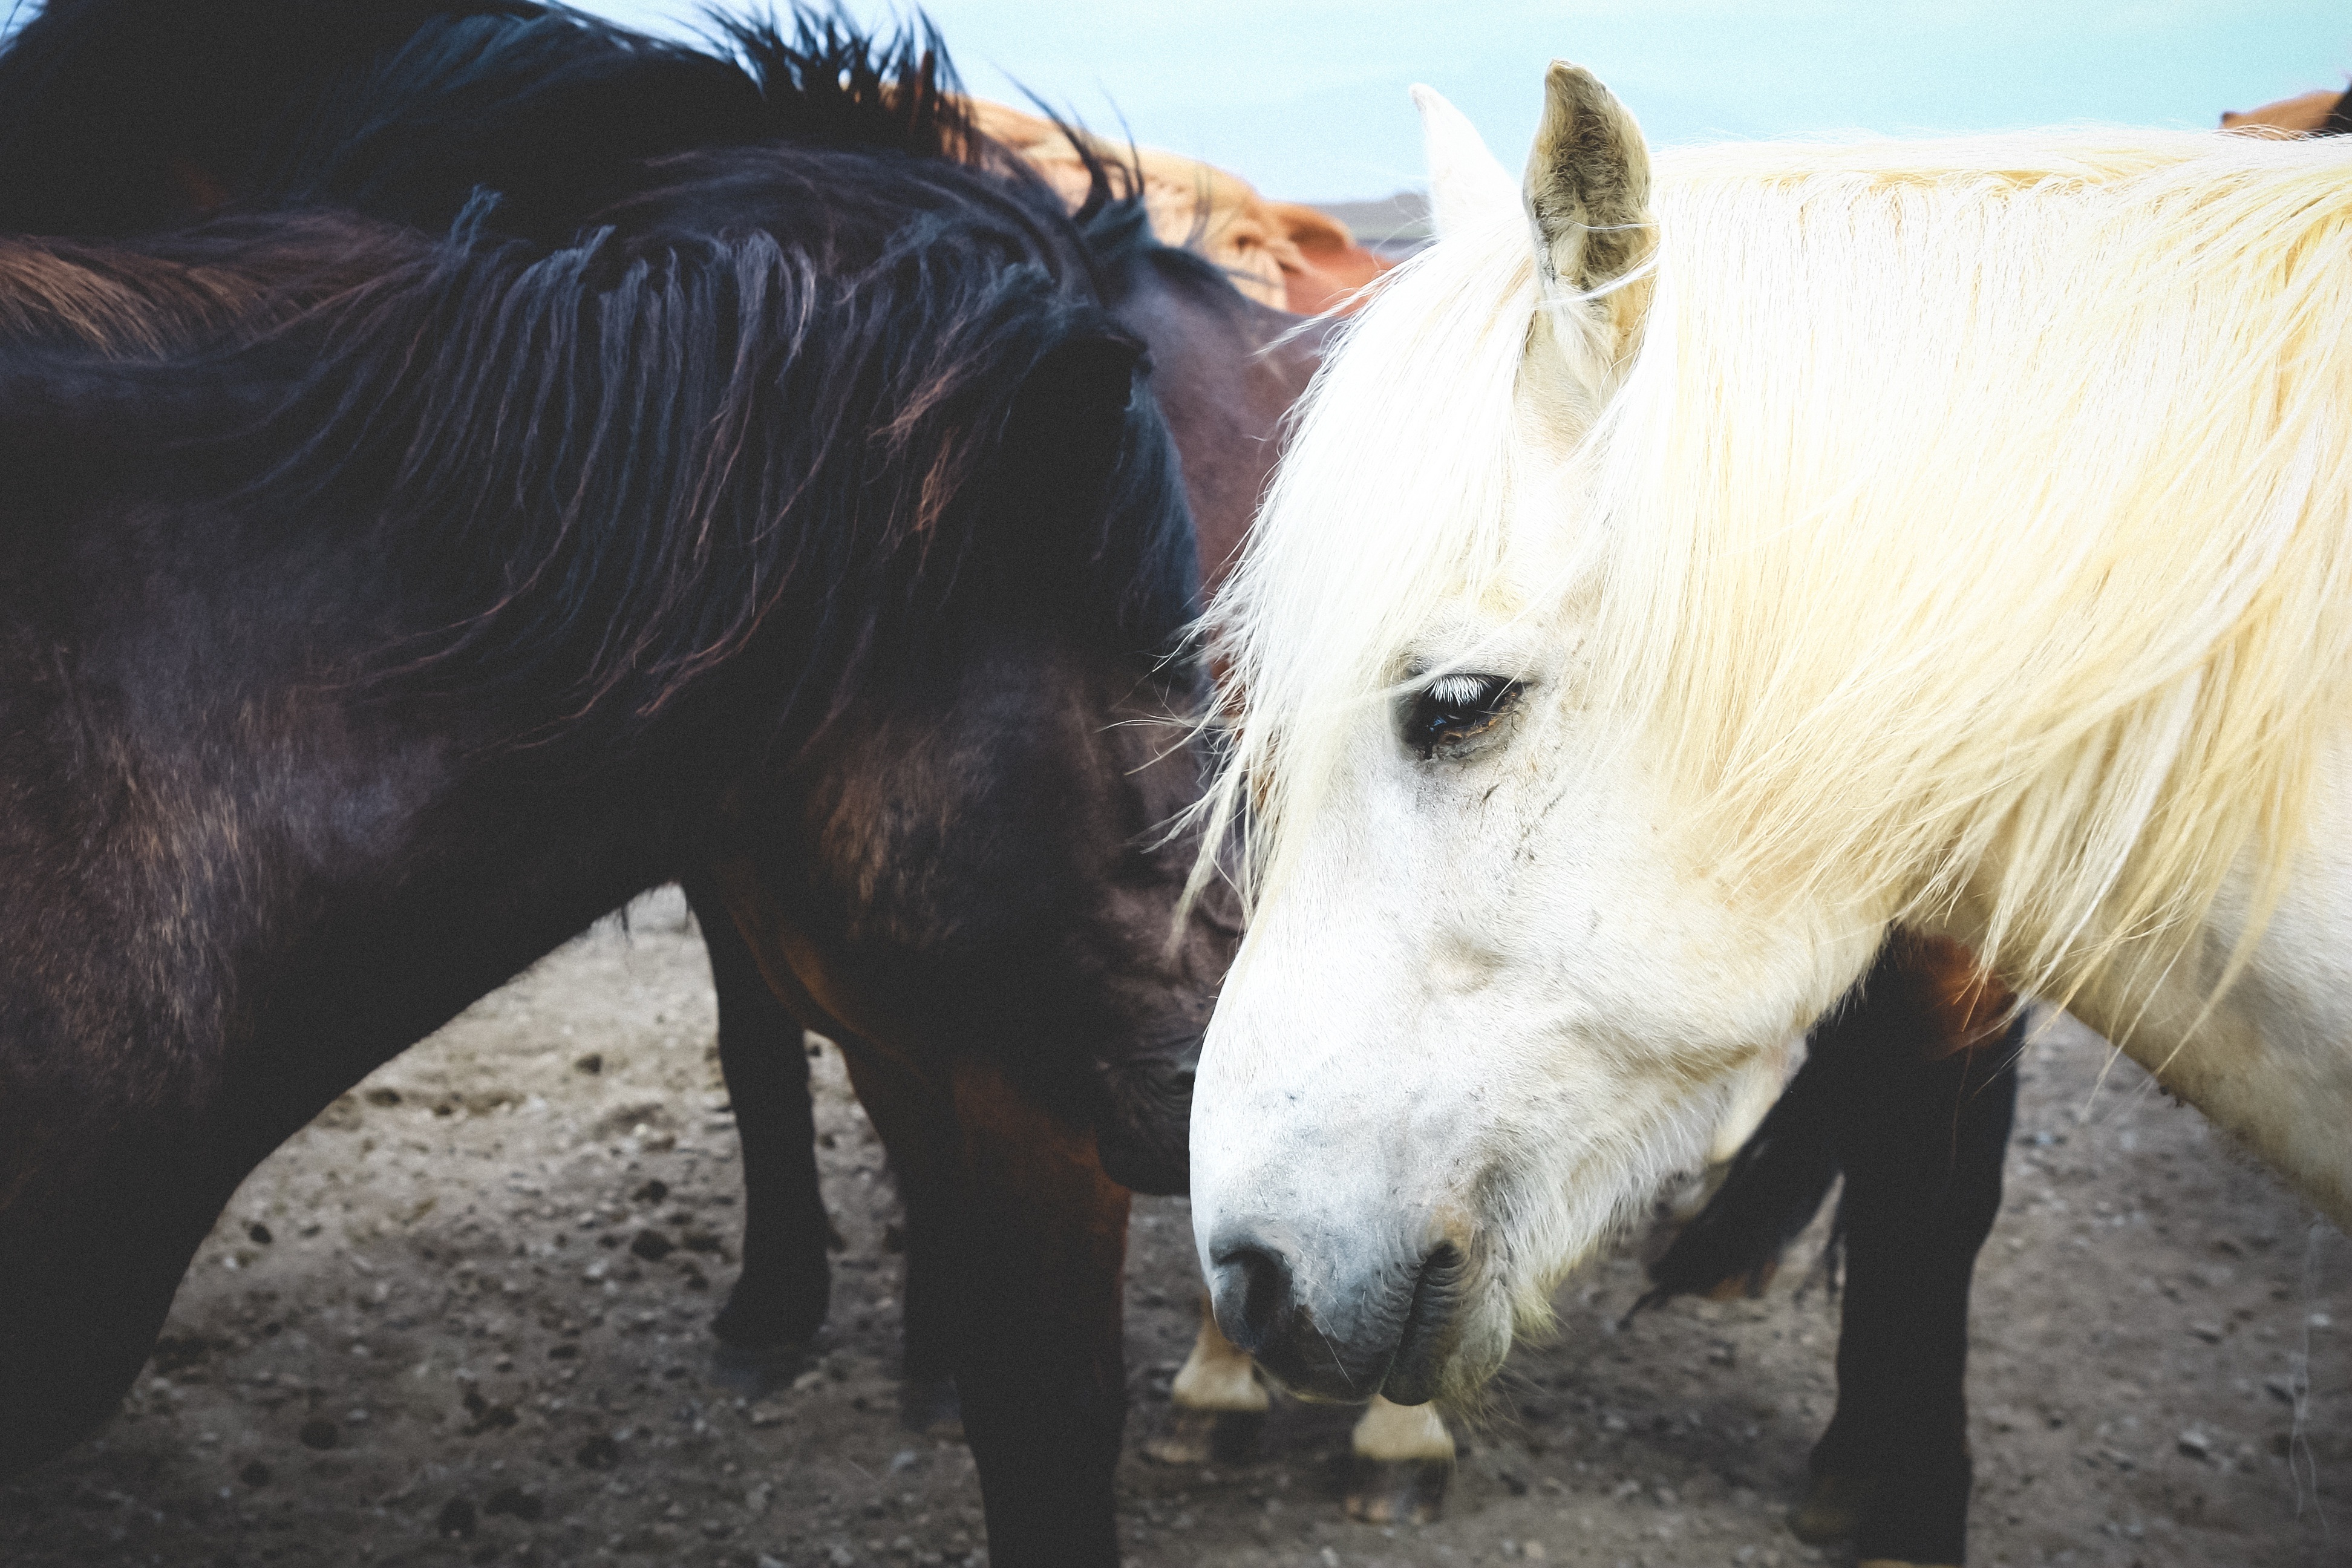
[1189,61,2352,1445]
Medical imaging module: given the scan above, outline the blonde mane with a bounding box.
[1214,128,2352,1021]
[1193,207,1541,909]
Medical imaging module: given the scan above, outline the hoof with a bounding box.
[1143,1406,1264,1466]
[1788,1471,1877,1545]
[707,1339,809,1397]
[711,1280,828,1357]
[901,1376,964,1442]
[1344,1455,1452,1524]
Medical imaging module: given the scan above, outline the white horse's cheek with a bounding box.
[1195,720,1691,1325]
[1191,687,1867,1394]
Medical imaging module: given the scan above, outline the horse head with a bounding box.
[1185,67,1886,1405]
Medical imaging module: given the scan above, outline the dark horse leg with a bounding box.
[832,1030,964,1437]
[1650,935,2018,1568]
[709,871,1131,1566]
[0,1131,226,1475]
[682,879,966,1423]
[841,1046,1129,1567]
[1802,938,2019,1567]
[683,877,835,1376]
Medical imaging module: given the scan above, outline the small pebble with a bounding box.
[436,1497,476,1538]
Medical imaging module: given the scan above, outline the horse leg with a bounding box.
[688,878,835,1385]
[891,1075,964,1441]
[826,1042,967,1438]
[1145,1290,1266,1465]
[939,1057,1131,1567]
[1645,1045,1844,1305]
[1792,937,2019,1568]
[0,1158,211,1476]
[1345,1394,1455,1524]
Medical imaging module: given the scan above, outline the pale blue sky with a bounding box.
[574,2,2350,200]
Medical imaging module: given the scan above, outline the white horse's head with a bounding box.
[1193,59,2352,1402]
[1186,67,1896,1404]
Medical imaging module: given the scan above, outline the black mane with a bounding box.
[0,1,1223,301]
[0,3,1010,238]
[0,2,1207,750]
[250,211,1190,756]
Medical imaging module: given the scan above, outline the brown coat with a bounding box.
[969,99,1389,316]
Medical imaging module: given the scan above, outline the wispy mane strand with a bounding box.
[242,204,1191,753]
[1212,127,2352,1027]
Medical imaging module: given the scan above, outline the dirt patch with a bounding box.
[2,890,2343,1566]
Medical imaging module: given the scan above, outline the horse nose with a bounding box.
[1207,1241,1296,1359]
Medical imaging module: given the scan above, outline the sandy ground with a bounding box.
[2,890,2344,1568]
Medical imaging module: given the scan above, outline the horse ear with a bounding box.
[1411,85,1517,238]
[996,332,1194,647]
[1007,335,1142,482]
[992,332,1147,544]
[1523,61,1653,303]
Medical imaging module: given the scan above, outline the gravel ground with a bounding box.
[1,890,2343,1568]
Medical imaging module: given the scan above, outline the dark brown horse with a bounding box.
[0,38,1233,1568]
[0,7,1252,1561]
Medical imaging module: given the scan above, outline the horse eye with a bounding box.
[1401,673,1521,760]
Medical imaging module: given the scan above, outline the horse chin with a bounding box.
[1383,1275,1512,1408]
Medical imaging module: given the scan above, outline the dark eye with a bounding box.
[1401,673,1521,759]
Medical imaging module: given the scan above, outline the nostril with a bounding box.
[1166,1066,1196,1099]
[1211,1243,1292,1354]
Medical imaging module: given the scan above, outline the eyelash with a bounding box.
[1401,675,1521,760]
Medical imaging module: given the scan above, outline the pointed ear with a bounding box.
[994,332,1196,647]
[1523,61,1653,300]
[1001,335,1145,524]
[1411,85,1518,238]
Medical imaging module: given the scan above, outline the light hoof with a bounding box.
[1786,1471,1875,1545]
[707,1339,809,1397]
[1343,1455,1452,1524]
[900,1375,964,1442]
[1143,1406,1264,1466]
